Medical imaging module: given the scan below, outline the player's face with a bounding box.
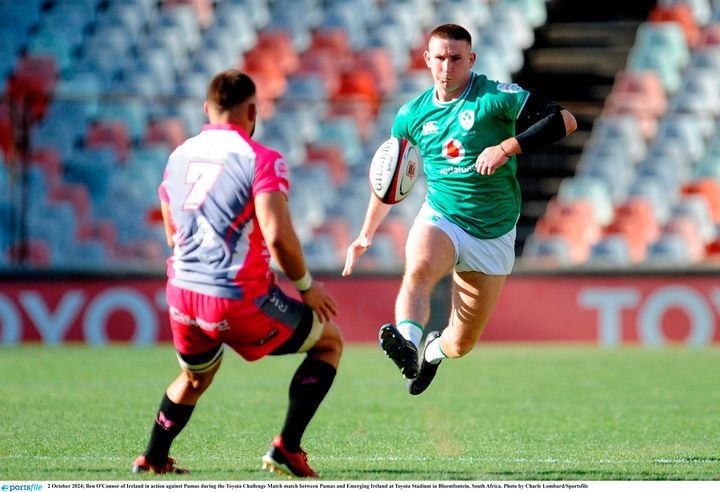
[424,37,476,101]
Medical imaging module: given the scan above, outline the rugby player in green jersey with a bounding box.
[343,24,577,395]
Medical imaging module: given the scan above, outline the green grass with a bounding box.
[1,344,719,481]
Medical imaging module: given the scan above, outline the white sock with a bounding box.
[396,320,423,350]
[424,337,447,365]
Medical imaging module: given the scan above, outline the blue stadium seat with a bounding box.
[521,232,571,265]
[303,234,343,270]
[63,147,118,203]
[627,177,675,226]
[557,176,615,226]
[224,0,271,29]
[672,194,717,243]
[97,99,149,143]
[588,115,647,163]
[586,234,633,267]
[100,2,148,36]
[31,119,80,161]
[644,232,692,265]
[315,117,364,168]
[320,5,369,51]
[159,4,202,52]
[281,74,331,117]
[26,29,75,73]
[575,144,635,204]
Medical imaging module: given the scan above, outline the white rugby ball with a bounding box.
[369,137,421,204]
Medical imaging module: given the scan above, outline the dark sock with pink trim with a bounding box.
[280,358,337,453]
[144,393,194,465]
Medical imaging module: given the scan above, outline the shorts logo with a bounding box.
[459,110,474,130]
[442,138,465,164]
[255,328,279,346]
[169,306,230,331]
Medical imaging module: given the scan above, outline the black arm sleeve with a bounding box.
[515,93,568,152]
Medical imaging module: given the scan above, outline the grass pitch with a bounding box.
[1,344,719,481]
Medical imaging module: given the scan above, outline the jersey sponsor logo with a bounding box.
[459,110,474,130]
[497,82,523,94]
[422,120,439,135]
[442,138,465,164]
[274,158,289,180]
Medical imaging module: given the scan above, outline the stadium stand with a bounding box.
[522,0,720,269]
[1,0,718,273]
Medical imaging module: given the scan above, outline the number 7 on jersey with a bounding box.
[183,161,223,210]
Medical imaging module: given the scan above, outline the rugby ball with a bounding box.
[369,137,421,204]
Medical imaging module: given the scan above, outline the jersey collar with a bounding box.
[202,123,249,137]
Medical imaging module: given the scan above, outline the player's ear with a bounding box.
[203,101,209,116]
[424,50,431,68]
[469,51,476,67]
[248,101,257,123]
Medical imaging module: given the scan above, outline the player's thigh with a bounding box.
[404,222,456,285]
[445,271,506,349]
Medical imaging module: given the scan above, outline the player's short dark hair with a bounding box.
[429,24,472,45]
[206,69,256,111]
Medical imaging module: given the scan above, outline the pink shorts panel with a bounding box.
[166,282,297,361]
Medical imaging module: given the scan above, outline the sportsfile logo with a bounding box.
[1,485,43,492]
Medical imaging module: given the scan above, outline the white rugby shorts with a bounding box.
[412,201,516,275]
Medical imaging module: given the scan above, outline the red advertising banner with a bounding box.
[0,275,718,345]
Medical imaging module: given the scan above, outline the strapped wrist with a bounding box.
[293,271,313,293]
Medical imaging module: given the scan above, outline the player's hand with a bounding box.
[474,144,509,176]
[300,282,337,322]
[342,234,372,276]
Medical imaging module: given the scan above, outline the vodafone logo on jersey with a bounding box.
[442,138,465,164]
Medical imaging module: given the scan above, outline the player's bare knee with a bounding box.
[184,370,215,394]
[441,335,474,358]
[319,321,344,355]
[402,265,435,294]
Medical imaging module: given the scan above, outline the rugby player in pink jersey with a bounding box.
[132,69,343,478]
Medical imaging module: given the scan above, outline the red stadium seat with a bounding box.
[7,239,51,267]
[50,182,91,221]
[649,4,700,47]
[143,117,187,150]
[309,29,354,70]
[699,22,720,46]
[242,50,288,112]
[612,198,661,246]
[30,148,62,182]
[305,145,347,185]
[85,121,131,162]
[353,47,397,97]
[534,199,599,263]
[162,0,213,28]
[333,69,381,114]
[0,103,12,161]
[5,55,58,121]
[76,219,118,255]
[376,216,410,253]
[664,216,706,261]
[603,71,666,139]
[255,30,300,75]
[313,218,351,253]
[297,47,343,95]
[682,178,720,223]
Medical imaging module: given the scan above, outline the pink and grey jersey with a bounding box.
[158,123,289,300]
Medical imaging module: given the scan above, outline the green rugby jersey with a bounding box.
[392,72,530,239]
